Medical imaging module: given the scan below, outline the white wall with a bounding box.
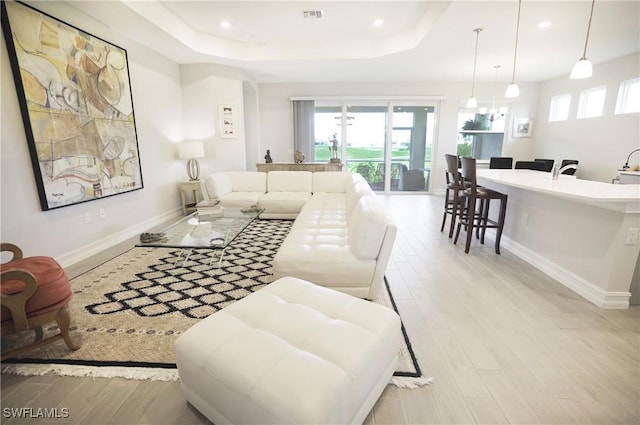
[256,81,539,193]
[1,2,184,265]
[180,64,247,174]
[534,53,640,183]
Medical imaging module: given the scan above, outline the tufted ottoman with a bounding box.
[175,276,401,425]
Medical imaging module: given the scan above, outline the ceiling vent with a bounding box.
[303,10,324,19]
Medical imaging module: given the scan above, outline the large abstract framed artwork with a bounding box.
[1,1,143,210]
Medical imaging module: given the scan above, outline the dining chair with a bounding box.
[561,159,579,175]
[489,157,513,169]
[515,161,545,171]
[533,158,555,172]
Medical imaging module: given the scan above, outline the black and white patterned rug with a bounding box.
[2,219,431,387]
[85,219,291,319]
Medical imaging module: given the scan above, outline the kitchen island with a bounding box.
[476,169,640,308]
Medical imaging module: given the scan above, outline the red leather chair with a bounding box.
[1,243,80,361]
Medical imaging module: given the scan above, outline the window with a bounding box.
[615,78,640,114]
[312,101,437,192]
[548,94,571,122]
[577,86,606,119]
[457,108,505,160]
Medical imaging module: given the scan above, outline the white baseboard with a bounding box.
[494,232,631,309]
[57,209,182,269]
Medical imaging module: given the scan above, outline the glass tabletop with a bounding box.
[136,207,263,249]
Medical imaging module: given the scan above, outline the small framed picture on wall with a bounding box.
[220,104,237,138]
[512,118,533,138]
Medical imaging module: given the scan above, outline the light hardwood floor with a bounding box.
[2,195,638,425]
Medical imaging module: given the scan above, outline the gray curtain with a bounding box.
[292,100,315,162]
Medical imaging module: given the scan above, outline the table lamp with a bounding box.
[179,141,205,180]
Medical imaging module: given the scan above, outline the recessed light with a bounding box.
[537,21,551,29]
[220,21,231,29]
[373,19,384,27]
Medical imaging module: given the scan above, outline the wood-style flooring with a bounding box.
[2,194,638,425]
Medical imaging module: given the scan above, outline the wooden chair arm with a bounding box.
[1,243,23,263]
[1,269,37,332]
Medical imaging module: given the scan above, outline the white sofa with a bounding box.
[202,170,396,299]
[203,170,312,219]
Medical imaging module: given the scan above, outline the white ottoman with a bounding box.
[175,276,401,425]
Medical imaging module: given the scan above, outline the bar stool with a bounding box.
[441,154,465,238]
[454,157,508,254]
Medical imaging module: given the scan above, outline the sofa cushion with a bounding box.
[349,196,388,260]
[228,171,267,193]
[259,192,312,214]
[221,192,264,208]
[267,171,312,192]
[204,172,233,199]
[272,228,377,288]
[346,181,373,219]
[312,172,352,193]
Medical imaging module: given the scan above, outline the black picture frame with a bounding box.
[1,1,143,210]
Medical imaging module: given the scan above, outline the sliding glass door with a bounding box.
[314,100,436,193]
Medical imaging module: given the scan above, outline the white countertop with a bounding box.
[476,169,640,213]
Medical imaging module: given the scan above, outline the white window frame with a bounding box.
[615,78,640,115]
[548,93,571,122]
[577,86,606,119]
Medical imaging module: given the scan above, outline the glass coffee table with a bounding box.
[136,207,263,267]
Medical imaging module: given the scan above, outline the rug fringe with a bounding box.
[3,363,432,389]
[390,376,434,388]
[1,364,180,382]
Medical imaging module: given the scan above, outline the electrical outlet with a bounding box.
[522,212,529,225]
[99,208,106,219]
[83,212,91,224]
[624,228,639,245]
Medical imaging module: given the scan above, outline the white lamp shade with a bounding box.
[570,58,593,79]
[466,97,478,108]
[179,141,205,159]
[505,83,520,98]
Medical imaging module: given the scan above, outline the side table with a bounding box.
[179,180,202,215]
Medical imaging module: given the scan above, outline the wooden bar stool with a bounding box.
[441,154,466,238]
[454,157,508,254]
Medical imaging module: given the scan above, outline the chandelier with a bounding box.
[479,66,507,122]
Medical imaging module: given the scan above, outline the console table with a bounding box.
[256,162,344,172]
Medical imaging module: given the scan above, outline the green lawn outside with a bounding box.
[315,146,418,161]
[314,145,432,187]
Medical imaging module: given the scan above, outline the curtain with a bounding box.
[292,100,315,162]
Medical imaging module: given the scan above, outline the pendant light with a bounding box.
[505,0,522,98]
[570,0,596,79]
[466,28,483,108]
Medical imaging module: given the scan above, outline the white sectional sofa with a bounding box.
[202,170,396,299]
[203,170,312,219]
